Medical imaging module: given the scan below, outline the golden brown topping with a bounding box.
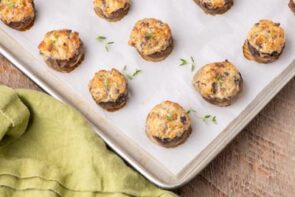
[93,0,129,17]
[38,29,82,60]
[89,69,127,103]
[193,60,242,102]
[128,18,173,55]
[247,20,285,54]
[0,0,34,23]
[146,101,191,140]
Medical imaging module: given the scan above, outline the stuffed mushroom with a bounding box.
[38,29,84,73]
[193,60,243,107]
[146,101,192,148]
[128,18,174,62]
[0,0,36,31]
[243,20,285,64]
[89,68,128,112]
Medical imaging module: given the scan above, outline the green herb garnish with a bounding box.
[186,109,196,115]
[122,66,142,80]
[144,32,153,40]
[51,34,58,44]
[105,41,114,52]
[191,56,196,71]
[186,108,217,125]
[215,74,225,87]
[179,56,196,72]
[212,116,217,124]
[216,75,224,82]
[166,114,174,121]
[96,35,114,52]
[180,58,188,66]
[202,114,217,124]
[96,36,107,42]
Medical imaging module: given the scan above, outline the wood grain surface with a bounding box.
[1,54,295,197]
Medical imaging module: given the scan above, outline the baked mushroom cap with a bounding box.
[243,20,285,64]
[146,101,192,148]
[93,0,130,22]
[289,0,295,14]
[193,60,243,107]
[128,18,174,62]
[0,0,35,31]
[194,0,233,15]
[38,29,84,73]
[89,68,128,112]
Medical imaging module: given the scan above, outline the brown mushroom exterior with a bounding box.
[89,68,128,112]
[289,0,295,14]
[243,20,285,64]
[146,101,192,148]
[38,29,84,73]
[194,0,233,15]
[193,60,243,107]
[128,18,174,62]
[93,0,130,22]
[0,0,36,31]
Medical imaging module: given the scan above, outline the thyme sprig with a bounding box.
[105,41,114,52]
[179,56,196,72]
[202,114,217,124]
[96,35,114,52]
[186,108,217,125]
[186,109,196,115]
[122,66,142,80]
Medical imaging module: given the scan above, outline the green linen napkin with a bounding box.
[0,85,177,197]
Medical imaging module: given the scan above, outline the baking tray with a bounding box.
[1,0,295,189]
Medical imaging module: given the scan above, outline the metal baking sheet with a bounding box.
[1,0,295,188]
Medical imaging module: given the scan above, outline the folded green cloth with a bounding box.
[0,85,176,197]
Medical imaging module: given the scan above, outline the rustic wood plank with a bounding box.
[1,54,295,196]
[0,55,39,90]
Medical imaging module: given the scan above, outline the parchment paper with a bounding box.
[1,0,295,175]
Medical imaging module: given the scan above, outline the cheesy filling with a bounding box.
[93,0,129,17]
[247,20,285,54]
[194,60,241,101]
[129,18,172,56]
[201,0,226,8]
[38,30,81,61]
[89,69,127,103]
[0,0,34,23]
[146,101,191,140]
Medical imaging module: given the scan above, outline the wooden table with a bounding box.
[1,55,295,197]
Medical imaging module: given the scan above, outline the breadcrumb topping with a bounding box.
[146,101,191,140]
[38,29,82,60]
[247,20,285,54]
[89,69,128,103]
[193,60,242,102]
